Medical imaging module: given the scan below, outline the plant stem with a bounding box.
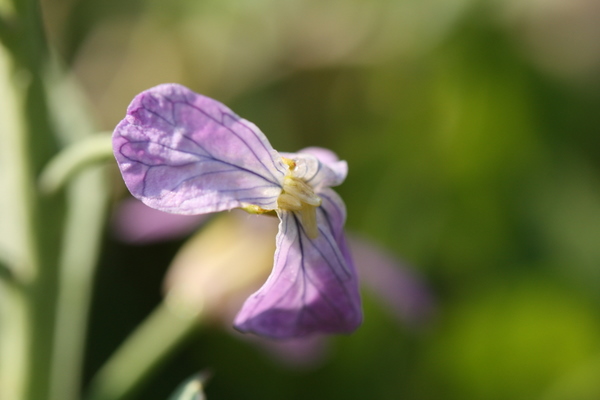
[0,1,65,400]
[41,54,111,400]
[48,165,109,400]
[86,301,200,400]
[0,45,45,400]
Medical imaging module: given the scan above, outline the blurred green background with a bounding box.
[40,0,600,398]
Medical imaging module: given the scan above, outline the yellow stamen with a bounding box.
[276,157,321,239]
[241,205,271,214]
[277,193,303,211]
[282,176,321,207]
[245,156,322,238]
[282,157,296,170]
[299,203,319,239]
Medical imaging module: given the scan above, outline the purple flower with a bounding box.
[112,197,208,244]
[112,83,362,338]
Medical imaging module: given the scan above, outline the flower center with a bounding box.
[277,158,321,239]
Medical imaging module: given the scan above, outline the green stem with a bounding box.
[0,2,65,400]
[38,132,113,195]
[86,301,200,400]
[48,165,109,400]
[0,45,45,400]
[0,255,16,285]
[0,281,30,399]
[0,16,12,48]
[41,53,111,400]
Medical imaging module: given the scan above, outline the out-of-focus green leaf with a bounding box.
[420,277,600,400]
[543,354,600,400]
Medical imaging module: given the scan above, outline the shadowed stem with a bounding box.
[1,2,105,400]
[86,301,200,400]
[0,45,53,400]
[39,44,114,399]
[48,165,109,400]
[2,0,63,399]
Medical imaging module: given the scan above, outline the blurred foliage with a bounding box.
[34,0,600,398]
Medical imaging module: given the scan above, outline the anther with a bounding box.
[282,176,322,207]
[282,157,296,170]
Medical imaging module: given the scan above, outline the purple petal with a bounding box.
[163,210,278,317]
[317,188,351,254]
[299,147,348,188]
[237,333,330,368]
[112,197,208,244]
[280,149,347,190]
[348,235,435,327]
[234,189,362,338]
[299,147,341,165]
[113,84,287,215]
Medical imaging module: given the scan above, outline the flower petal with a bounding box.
[348,235,435,327]
[234,190,362,338]
[280,148,347,189]
[163,210,277,318]
[113,84,286,214]
[317,188,350,252]
[238,333,330,368]
[112,197,208,244]
[298,147,341,165]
